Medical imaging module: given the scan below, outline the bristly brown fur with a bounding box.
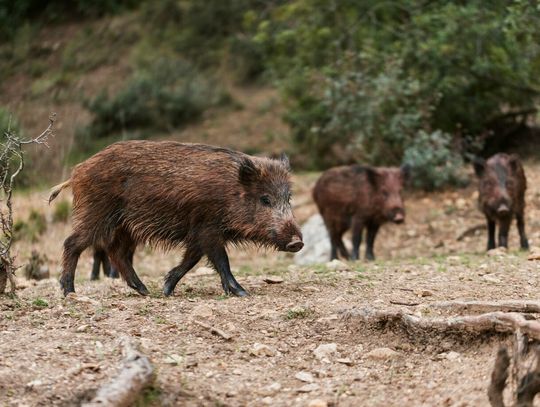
[313,164,408,261]
[473,153,528,250]
[57,140,302,297]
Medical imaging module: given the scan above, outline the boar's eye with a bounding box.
[382,190,389,199]
[260,195,272,207]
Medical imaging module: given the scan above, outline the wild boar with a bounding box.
[313,164,410,261]
[473,153,528,250]
[49,141,303,297]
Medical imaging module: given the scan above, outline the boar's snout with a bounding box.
[497,203,510,216]
[389,208,405,224]
[286,235,304,252]
[393,213,405,224]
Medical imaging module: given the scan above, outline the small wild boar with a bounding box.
[49,141,303,297]
[313,164,410,261]
[473,153,528,250]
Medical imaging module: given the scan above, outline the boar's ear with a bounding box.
[278,153,291,171]
[473,157,486,178]
[400,163,411,184]
[508,154,520,173]
[365,167,379,187]
[239,157,260,185]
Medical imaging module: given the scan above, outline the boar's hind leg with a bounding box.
[108,237,149,296]
[486,217,496,250]
[516,212,529,250]
[60,233,90,296]
[163,245,203,296]
[365,223,380,261]
[90,249,104,280]
[329,233,349,260]
[206,245,248,297]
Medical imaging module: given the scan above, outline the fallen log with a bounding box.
[83,337,154,407]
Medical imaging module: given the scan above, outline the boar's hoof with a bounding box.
[163,282,176,297]
[225,285,249,297]
[131,283,149,296]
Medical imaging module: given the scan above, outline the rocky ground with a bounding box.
[1,164,540,406]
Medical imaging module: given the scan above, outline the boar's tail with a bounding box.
[48,179,71,205]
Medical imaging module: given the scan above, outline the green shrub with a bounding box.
[403,130,467,191]
[78,58,228,142]
[52,200,71,223]
[13,209,47,243]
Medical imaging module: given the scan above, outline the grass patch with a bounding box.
[31,298,48,308]
[285,306,313,320]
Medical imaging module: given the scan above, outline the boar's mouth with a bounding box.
[392,213,405,224]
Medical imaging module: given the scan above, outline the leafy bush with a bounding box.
[78,58,229,143]
[403,130,467,191]
[13,210,47,243]
[252,0,540,188]
[52,200,71,223]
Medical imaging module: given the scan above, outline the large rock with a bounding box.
[294,214,351,265]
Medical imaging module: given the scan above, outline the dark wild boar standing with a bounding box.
[49,141,303,297]
[473,153,528,250]
[313,165,410,261]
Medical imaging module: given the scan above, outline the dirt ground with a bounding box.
[2,164,540,407]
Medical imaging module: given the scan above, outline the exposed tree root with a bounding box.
[422,300,540,315]
[342,307,540,340]
[488,347,510,407]
[82,337,153,407]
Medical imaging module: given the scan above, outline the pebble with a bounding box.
[191,304,214,319]
[307,399,328,407]
[295,371,315,383]
[325,259,350,271]
[365,347,400,360]
[263,276,284,284]
[313,343,337,362]
[297,383,320,393]
[250,343,277,357]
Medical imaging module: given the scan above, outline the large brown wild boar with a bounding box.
[473,153,528,250]
[313,164,410,261]
[49,141,303,297]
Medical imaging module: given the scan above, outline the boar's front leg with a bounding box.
[60,232,91,295]
[486,217,496,250]
[498,217,511,249]
[163,245,203,296]
[365,222,379,261]
[516,212,529,250]
[206,245,248,297]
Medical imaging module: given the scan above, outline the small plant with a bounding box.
[285,306,313,320]
[32,298,48,308]
[52,200,71,223]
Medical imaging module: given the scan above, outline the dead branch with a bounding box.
[457,223,487,241]
[193,319,233,341]
[488,347,510,407]
[342,307,540,340]
[0,113,55,294]
[83,337,154,407]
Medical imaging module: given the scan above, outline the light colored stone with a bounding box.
[325,259,350,271]
[307,399,328,407]
[76,324,89,333]
[487,247,507,257]
[297,383,320,393]
[336,358,353,366]
[313,343,337,362]
[446,351,461,361]
[295,371,315,383]
[261,382,282,396]
[163,354,183,365]
[250,343,277,357]
[482,274,501,284]
[528,248,540,261]
[365,347,399,360]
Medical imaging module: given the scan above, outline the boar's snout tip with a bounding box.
[497,204,510,215]
[285,236,304,252]
[393,213,405,224]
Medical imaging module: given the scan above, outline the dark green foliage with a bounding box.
[253,0,540,188]
[52,200,71,223]
[77,58,228,142]
[13,210,47,243]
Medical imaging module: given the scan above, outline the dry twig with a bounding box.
[193,319,233,341]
